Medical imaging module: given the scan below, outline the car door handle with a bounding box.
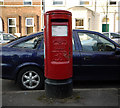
[83,56,91,61]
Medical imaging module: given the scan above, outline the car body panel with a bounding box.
[73,30,120,80]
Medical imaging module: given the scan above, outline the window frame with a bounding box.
[26,18,34,27]
[8,18,16,34]
[25,18,34,34]
[109,0,117,5]
[0,0,4,5]
[77,32,116,52]
[75,18,84,29]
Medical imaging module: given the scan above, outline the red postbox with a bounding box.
[44,10,73,98]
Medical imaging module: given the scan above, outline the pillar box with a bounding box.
[44,10,73,98]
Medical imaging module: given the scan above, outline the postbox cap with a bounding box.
[46,10,72,15]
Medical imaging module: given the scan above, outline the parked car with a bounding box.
[0,30,120,90]
[0,32,17,44]
[103,32,120,44]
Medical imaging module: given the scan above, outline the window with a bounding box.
[53,0,65,5]
[8,18,16,34]
[13,35,43,49]
[24,0,32,5]
[79,0,91,6]
[78,33,115,52]
[109,0,116,5]
[102,24,109,32]
[75,19,84,29]
[0,0,3,5]
[102,17,109,32]
[26,18,34,34]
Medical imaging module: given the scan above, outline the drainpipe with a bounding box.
[114,10,117,32]
[41,0,45,31]
[41,0,42,31]
[95,0,96,12]
[106,0,108,32]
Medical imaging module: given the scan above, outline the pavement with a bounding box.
[1,79,120,107]
[2,88,120,106]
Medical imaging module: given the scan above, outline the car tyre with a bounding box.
[17,67,44,90]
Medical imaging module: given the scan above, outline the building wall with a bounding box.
[3,0,41,5]
[0,0,42,36]
[45,0,120,33]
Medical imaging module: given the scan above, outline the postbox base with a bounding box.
[45,78,73,99]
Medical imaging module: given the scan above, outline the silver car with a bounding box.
[0,32,17,44]
[103,32,120,44]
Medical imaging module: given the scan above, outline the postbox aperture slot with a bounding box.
[51,19,68,22]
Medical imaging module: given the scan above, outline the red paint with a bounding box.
[44,10,72,79]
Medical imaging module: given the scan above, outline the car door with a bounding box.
[2,34,43,79]
[36,32,81,80]
[76,31,120,80]
[72,31,82,80]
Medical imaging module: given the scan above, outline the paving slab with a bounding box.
[2,88,119,107]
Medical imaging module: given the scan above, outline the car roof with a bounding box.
[73,29,105,36]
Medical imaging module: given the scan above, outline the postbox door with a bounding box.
[51,22,70,63]
[46,21,72,79]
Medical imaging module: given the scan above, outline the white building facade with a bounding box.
[44,0,120,33]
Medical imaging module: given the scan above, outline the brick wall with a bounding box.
[1,6,42,36]
[4,0,41,5]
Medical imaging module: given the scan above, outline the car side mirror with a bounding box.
[115,47,120,55]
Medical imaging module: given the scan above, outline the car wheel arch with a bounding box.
[15,64,44,82]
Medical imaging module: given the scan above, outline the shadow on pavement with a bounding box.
[73,80,120,89]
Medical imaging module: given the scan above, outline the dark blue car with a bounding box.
[0,30,120,90]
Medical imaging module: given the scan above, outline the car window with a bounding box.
[111,33,120,38]
[13,34,43,49]
[78,33,115,52]
[41,36,76,51]
[103,33,109,38]
[72,37,75,51]
[3,34,15,40]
